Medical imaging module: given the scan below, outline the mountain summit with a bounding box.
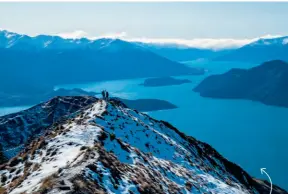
[0,97,286,194]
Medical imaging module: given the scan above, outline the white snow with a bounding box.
[282,38,288,45]
[8,101,106,194]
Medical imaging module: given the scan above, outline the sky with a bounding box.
[1,2,288,49]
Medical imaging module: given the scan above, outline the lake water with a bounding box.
[1,60,287,189]
[0,105,31,117]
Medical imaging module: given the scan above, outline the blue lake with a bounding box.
[1,60,287,189]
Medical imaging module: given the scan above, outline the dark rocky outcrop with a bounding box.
[0,145,7,165]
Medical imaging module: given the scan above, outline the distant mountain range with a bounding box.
[216,36,288,63]
[2,29,288,65]
[136,36,288,63]
[0,30,92,50]
[2,30,288,62]
[194,60,288,108]
[0,30,204,100]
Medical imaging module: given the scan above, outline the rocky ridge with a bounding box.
[0,97,286,194]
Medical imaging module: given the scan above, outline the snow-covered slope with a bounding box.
[0,97,286,194]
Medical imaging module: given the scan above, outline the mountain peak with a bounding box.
[95,38,145,52]
[0,30,16,39]
[247,36,288,47]
[0,30,144,52]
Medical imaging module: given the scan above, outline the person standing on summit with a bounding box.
[101,90,106,100]
[101,90,110,101]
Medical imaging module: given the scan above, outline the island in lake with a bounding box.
[194,60,288,108]
[140,76,191,87]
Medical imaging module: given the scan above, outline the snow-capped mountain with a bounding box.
[2,29,288,63]
[216,36,288,63]
[0,30,90,50]
[0,29,225,62]
[248,36,288,46]
[0,30,144,51]
[0,97,286,194]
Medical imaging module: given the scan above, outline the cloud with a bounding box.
[56,30,89,39]
[56,30,127,40]
[259,34,283,39]
[100,31,127,39]
[55,30,284,50]
[125,34,285,50]
[125,37,253,50]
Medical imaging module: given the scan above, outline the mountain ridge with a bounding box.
[0,96,286,194]
[4,29,288,64]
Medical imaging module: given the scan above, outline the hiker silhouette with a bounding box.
[101,90,109,100]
